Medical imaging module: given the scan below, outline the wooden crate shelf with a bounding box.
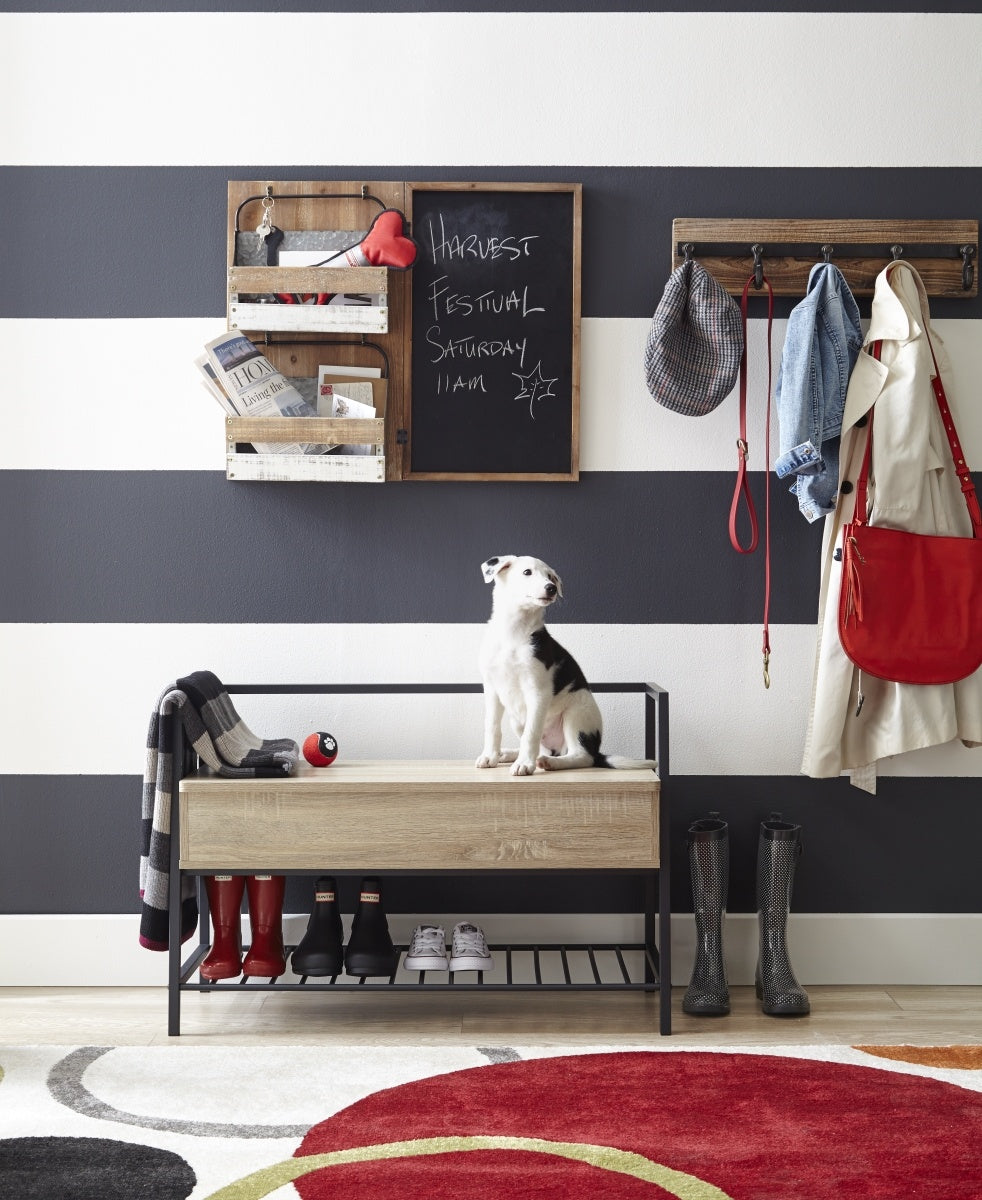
[228,265,389,335]
[226,415,385,483]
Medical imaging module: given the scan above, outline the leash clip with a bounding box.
[737,437,749,460]
[762,647,771,689]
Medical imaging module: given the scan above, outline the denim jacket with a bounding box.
[774,263,862,522]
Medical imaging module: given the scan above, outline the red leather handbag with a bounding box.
[837,338,982,686]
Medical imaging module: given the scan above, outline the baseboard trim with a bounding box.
[1,913,980,987]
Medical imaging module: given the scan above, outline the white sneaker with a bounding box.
[404,924,448,971]
[449,922,494,972]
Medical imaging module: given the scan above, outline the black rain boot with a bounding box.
[344,876,399,977]
[291,876,344,977]
[682,813,730,1016]
[755,813,810,1016]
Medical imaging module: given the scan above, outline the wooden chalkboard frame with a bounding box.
[404,182,582,481]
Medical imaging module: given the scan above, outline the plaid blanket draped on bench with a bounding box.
[139,670,299,950]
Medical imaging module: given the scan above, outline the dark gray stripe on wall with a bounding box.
[3,774,980,916]
[7,3,981,13]
[3,166,981,320]
[0,469,829,623]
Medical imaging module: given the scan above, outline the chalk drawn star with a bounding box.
[512,361,558,419]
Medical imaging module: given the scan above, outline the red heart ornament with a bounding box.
[359,209,418,269]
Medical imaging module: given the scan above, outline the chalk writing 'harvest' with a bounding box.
[426,213,539,264]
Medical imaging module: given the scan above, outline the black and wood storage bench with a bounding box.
[167,683,671,1035]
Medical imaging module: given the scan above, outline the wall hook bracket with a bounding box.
[671,218,978,297]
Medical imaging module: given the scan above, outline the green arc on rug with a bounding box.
[203,1134,733,1200]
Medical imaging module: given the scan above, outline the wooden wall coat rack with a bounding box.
[672,219,978,298]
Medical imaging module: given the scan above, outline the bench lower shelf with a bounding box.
[179,941,661,992]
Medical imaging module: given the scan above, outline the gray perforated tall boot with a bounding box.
[682,813,730,1016]
[755,813,810,1016]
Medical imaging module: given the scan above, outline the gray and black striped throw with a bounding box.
[139,670,299,950]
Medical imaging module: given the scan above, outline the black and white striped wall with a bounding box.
[2,6,980,986]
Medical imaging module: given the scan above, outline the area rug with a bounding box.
[2,1043,982,1199]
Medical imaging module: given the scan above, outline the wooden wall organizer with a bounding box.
[226,180,410,482]
[672,219,978,298]
[224,180,582,483]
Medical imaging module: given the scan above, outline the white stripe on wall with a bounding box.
[3,912,980,987]
[2,13,980,167]
[5,317,982,472]
[3,621,979,778]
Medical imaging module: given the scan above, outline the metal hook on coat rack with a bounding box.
[961,244,976,291]
[751,244,764,290]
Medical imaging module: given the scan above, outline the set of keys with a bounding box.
[256,196,284,263]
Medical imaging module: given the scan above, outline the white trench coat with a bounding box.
[801,263,982,793]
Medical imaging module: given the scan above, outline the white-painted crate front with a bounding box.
[227,451,386,482]
[227,265,389,334]
[226,416,386,482]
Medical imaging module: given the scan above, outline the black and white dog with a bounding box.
[476,555,656,776]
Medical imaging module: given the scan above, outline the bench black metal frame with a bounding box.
[167,682,671,1036]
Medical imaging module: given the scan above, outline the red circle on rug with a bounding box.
[294,1051,982,1199]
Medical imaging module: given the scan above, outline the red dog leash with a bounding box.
[729,273,774,687]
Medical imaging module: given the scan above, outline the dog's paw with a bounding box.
[510,758,538,776]
[475,752,499,769]
[536,755,559,771]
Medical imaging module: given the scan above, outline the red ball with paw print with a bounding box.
[303,732,338,767]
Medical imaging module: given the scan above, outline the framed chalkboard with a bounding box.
[406,183,581,480]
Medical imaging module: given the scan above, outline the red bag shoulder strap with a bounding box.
[854,336,981,537]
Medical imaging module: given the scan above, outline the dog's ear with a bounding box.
[481,556,515,583]
[553,571,564,599]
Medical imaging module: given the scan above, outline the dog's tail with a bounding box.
[580,733,656,771]
[599,754,658,771]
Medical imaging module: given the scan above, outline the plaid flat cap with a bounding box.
[644,259,744,416]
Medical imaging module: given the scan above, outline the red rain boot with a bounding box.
[242,874,287,978]
[200,874,245,980]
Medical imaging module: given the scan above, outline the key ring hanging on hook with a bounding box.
[257,188,275,238]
